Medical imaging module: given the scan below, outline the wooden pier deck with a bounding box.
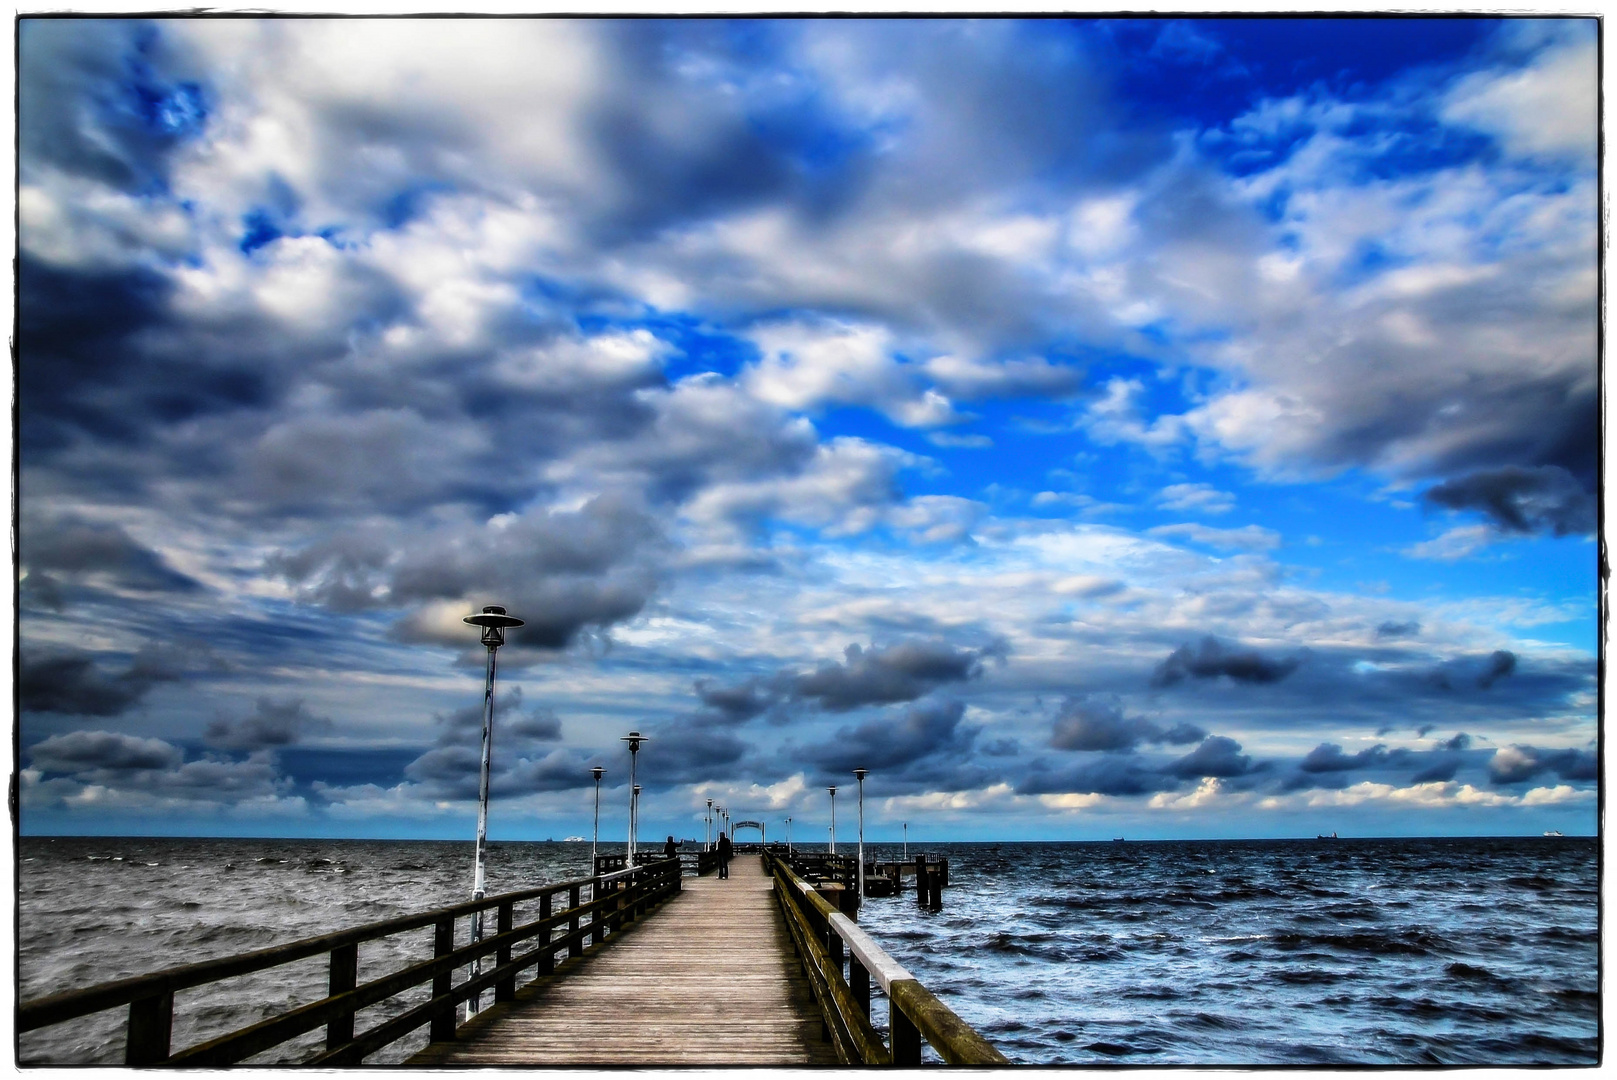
[410,856,837,1066]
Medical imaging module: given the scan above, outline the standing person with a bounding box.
[717,831,732,879]
[663,835,680,860]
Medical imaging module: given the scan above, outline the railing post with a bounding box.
[125,990,173,1065]
[495,901,515,1002]
[430,918,456,1042]
[591,876,605,945]
[569,885,583,958]
[326,942,358,1050]
[890,997,922,1066]
[538,893,554,975]
[850,955,870,1019]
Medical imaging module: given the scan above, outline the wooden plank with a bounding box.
[410,857,836,1066]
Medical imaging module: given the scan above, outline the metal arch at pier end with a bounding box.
[732,820,766,843]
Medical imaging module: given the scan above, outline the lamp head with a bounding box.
[592,766,604,781]
[827,785,837,796]
[464,605,524,648]
[853,768,868,781]
[621,730,648,752]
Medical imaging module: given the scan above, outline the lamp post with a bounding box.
[706,798,714,851]
[903,822,908,861]
[786,816,792,854]
[461,604,524,1016]
[827,786,837,854]
[591,766,605,857]
[853,768,867,908]
[621,732,648,859]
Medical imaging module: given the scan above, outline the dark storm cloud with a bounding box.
[1425,465,1596,536]
[792,641,996,712]
[1488,744,1598,785]
[1017,756,1177,797]
[1049,695,1203,751]
[805,698,978,775]
[693,677,778,725]
[691,639,1002,719]
[1299,743,1397,773]
[20,515,200,603]
[635,722,749,786]
[1151,637,1301,688]
[1375,620,1421,640]
[28,730,184,773]
[1163,736,1257,779]
[18,646,183,716]
[1477,650,1517,689]
[204,697,334,751]
[1410,755,1462,784]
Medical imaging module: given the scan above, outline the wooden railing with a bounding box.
[763,851,1006,1066]
[18,858,683,1066]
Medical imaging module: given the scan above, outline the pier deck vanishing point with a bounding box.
[410,855,836,1065]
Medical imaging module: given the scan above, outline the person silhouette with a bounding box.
[717,831,732,879]
[663,835,680,860]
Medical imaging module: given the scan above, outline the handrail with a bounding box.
[18,857,683,1065]
[763,851,1007,1066]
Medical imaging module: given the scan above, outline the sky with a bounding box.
[14,14,1601,842]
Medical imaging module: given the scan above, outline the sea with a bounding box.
[14,835,1601,1066]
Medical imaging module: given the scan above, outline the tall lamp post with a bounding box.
[621,732,648,860]
[706,798,714,851]
[462,604,524,1015]
[591,766,605,857]
[853,768,867,907]
[785,816,793,854]
[827,786,837,854]
[903,822,908,860]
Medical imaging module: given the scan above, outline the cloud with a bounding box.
[1147,523,1281,551]
[1155,482,1235,514]
[1403,525,1497,561]
[1488,744,1597,785]
[20,514,201,606]
[790,640,999,712]
[1298,742,1395,774]
[805,698,978,776]
[1163,735,1257,779]
[1151,637,1301,688]
[1424,466,1595,537]
[204,697,334,751]
[1374,620,1421,640]
[29,730,184,773]
[1048,695,1203,752]
[1476,649,1517,689]
[18,646,184,717]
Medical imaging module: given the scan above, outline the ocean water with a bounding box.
[16,835,1600,1065]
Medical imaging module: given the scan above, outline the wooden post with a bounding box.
[850,955,870,1019]
[891,998,922,1066]
[590,877,605,945]
[430,918,456,1042]
[915,854,929,908]
[495,901,515,1002]
[326,942,358,1050]
[568,885,583,958]
[538,893,554,975]
[125,990,173,1065]
[928,862,943,912]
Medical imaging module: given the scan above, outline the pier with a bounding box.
[18,851,1002,1067]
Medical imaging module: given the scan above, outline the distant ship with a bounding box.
[1111,837,1126,842]
[1543,830,1564,837]
[1317,831,1338,839]
[563,836,586,842]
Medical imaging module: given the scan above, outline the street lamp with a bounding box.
[903,822,908,861]
[591,766,605,858]
[853,768,867,907]
[621,731,648,859]
[706,798,714,851]
[461,604,524,1015]
[786,816,792,854]
[827,786,837,854]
